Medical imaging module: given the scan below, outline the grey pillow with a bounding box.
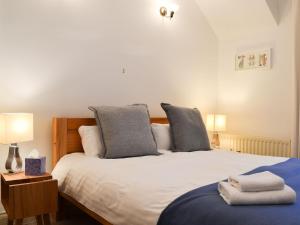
[161,103,211,152]
[89,105,159,159]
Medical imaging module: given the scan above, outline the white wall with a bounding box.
[217,0,294,139]
[0,0,218,212]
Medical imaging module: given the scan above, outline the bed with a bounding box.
[51,117,293,225]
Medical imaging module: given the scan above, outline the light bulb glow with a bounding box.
[12,119,30,134]
[206,114,227,132]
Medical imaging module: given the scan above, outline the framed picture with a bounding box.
[235,49,271,71]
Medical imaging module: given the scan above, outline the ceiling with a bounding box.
[195,0,280,40]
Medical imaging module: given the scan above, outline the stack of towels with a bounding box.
[218,171,296,205]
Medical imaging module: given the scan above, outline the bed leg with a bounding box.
[56,195,66,221]
[51,213,57,223]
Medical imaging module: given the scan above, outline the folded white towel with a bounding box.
[228,171,285,192]
[218,181,296,205]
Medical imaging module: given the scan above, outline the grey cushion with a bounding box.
[89,105,159,159]
[161,103,211,152]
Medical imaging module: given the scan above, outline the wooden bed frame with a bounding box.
[52,117,169,225]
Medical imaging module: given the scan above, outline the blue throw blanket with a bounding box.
[158,158,300,225]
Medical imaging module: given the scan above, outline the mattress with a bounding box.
[52,150,287,225]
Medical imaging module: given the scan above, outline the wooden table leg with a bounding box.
[15,219,23,225]
[36,215,43,225]
[7,220,13,225]
[43,214,51,225]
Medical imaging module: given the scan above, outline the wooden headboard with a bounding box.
[52,117,168,168]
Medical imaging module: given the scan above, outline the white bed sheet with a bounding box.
[52,150,287,225]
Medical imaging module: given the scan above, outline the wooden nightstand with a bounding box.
[1,172,58,225]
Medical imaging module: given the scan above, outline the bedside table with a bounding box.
[1,172,58,225]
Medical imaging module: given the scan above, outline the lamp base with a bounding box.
[211,132,220,149]
[5,143,23,173]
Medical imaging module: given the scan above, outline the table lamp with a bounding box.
[206,114,226,148]
[0,113,34,173]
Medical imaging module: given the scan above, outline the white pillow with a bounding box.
[151,123,173,150]
[78,126,104,157]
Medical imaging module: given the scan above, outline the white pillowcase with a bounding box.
[78,126,104,157]
[151,123,173,150]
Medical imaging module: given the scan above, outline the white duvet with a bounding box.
[52,150,287,225]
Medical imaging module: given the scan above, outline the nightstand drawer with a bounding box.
[8,180,58,219]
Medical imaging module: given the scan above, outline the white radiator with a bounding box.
[219,134,291,157]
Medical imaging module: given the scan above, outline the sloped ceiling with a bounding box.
[195,0,279,40]
[265,0,280,24]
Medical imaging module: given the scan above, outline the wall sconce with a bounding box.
[160,3,179,19]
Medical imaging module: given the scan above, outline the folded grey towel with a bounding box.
[228,171,285,192]
[218,181,296,205]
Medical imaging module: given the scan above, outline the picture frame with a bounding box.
[235,49,271,71]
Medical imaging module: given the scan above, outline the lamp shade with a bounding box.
[0,113,34,144]
[206,114,227,132]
